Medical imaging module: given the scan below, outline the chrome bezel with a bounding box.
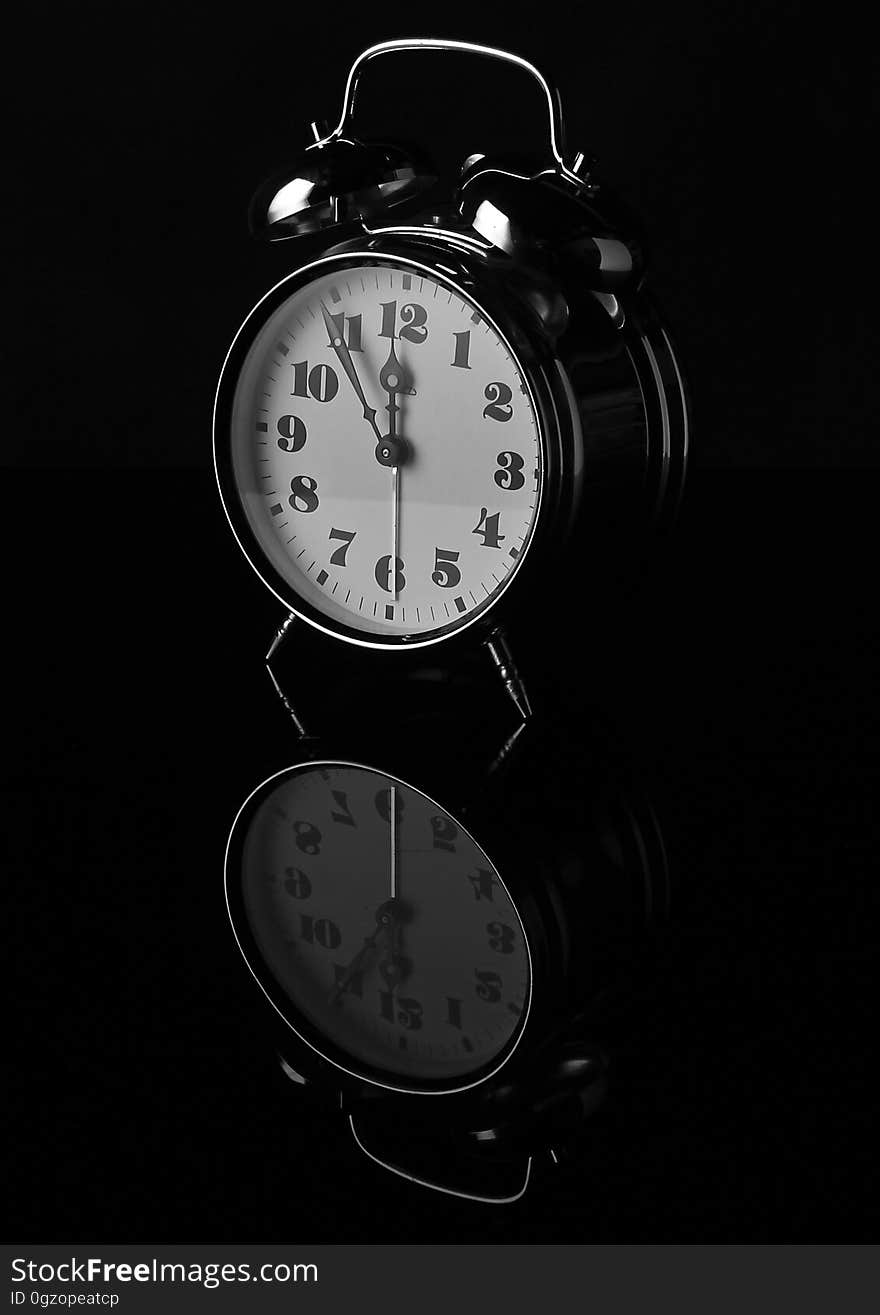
[213,245,572,651]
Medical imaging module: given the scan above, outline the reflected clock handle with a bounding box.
[347,1115,533,1205]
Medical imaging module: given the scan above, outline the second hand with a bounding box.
[391,466,400,602]
[378,339,412,607]
[390,784,397,899]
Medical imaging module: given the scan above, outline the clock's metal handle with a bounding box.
[330,37,573,179]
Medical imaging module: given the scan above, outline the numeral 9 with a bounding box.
[276,415,307,452]
[293,820,322,854]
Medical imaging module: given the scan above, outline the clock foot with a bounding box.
[265,611,297,662]
[485,628,532,723]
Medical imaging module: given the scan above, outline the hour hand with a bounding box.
[328,934,381,1005]
[320,302,382,439]
[327,899,400,1004]
[379,918,411,990]
[378,343,415,440]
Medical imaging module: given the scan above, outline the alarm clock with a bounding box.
[213,38,690,667]
[224,696,669,1200]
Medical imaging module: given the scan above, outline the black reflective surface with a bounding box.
[7,469,877,1239]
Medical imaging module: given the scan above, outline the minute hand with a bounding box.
[319,303,383,441]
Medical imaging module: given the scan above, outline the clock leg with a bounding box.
[265,613,312,736]
[265,657,310,739]
[265,611,297,662]
[486,719,529,778]
[485,627,533,723]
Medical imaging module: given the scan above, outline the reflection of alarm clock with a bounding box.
[214,38,690,655]
[228,761,531,1093]
[224,712,668,1200]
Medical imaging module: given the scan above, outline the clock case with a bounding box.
[213,39,690,664]
[224,698,669,1185]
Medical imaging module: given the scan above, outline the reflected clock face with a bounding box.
[229,762,531,1089]
[219,257,543,644]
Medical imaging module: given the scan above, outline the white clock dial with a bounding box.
[236,764,531,1086]
[226,258,542,641]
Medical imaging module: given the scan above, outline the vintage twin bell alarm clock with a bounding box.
[213,38,691,670]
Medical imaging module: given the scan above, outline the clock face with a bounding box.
[230,762,531,1089]
[220,256,543,644]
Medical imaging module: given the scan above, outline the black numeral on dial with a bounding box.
[324,310,363,353]
[289,476,319,513]
[293,820,322,854]
[468,869,497,902]
[379,301,428,344]
[431,816,458,852]
[431,547,461,588]
[276,415,307,452]
[494,451,525,490]
[374,788,404,825]
[451,330,471,369]
[292,360,339,402]
[299,914,341,949]
[446,997,463,1029]
[328,527,356,566]
[475,969,503,1002]
[379,992,423,1029]
[472,508,505,548]
[330,790,356,827]
[487,921,516,953]
[375,555,406,593]
[283,867,312,899]
[483,382,514,422]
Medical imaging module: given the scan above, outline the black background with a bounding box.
[14,0,834,469]
[10,1,874,1244]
